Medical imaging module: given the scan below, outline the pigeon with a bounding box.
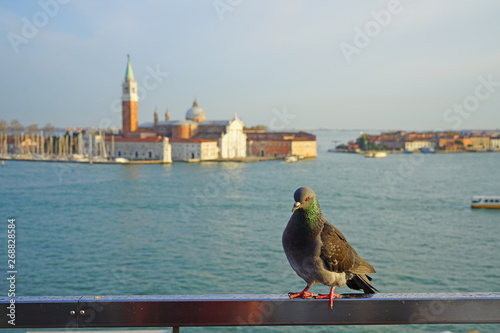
[282,186,377,309]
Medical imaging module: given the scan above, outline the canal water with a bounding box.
[1,130,499,332]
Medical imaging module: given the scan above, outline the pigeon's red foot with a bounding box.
[288,286,314,299]
[315,287,339,309]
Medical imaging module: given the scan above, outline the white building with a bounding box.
[170,138,218,161]
[196,114,247,159]
[490,137,500,151]
[105,136,172,162]
[405,140,436,152]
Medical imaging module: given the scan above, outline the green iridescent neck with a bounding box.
[304,200,322,221]
[293,200,323,239]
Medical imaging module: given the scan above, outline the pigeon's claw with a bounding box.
[288,291,315,299]
[315,287,339,309]
[288,286,314,299]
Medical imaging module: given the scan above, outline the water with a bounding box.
[1,130,499,332]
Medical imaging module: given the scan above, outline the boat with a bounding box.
[421,147,436,153]
[471,195,500,209]
[285,155,298,163]
[72,154,89,162]
[364,152,387,158]
[114,157,129,163]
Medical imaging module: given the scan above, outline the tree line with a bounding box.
[0,119,55,136]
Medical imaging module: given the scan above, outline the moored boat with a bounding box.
[471,195,500,209]
[421,147,436,153]
[364,151,387,158]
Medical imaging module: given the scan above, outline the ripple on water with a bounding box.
[1,134,499,333]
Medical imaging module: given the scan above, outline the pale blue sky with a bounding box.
[1,0,499,130]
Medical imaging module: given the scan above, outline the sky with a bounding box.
[1,0,500,131]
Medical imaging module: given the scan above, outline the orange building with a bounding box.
[438,136,460,151]
[246,132,317,158]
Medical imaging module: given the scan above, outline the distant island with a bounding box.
[0,57,317,164]
[335,130,500,153]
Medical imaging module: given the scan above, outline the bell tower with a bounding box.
[122,55,138,136]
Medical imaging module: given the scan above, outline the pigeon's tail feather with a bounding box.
[347,274,378,294]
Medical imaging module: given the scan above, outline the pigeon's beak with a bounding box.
[292,201,301,212]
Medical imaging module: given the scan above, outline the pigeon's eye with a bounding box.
[305,197,309,201]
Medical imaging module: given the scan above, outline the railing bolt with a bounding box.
[69,310,76,316]
[79,310,85,316]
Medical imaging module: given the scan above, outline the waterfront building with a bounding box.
[170,138,218,161]
[469,136,490,151]
[491,137,500,151]
[347,141,360,152]
[438,135,461,151]
[460,137,472,150]
[111,136,171,162]
[404,140,436,152]
[246,131,317,158]
[369,136,404,150]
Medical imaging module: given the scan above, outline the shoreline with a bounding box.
[330,150,500,154]
[0,155,297,165]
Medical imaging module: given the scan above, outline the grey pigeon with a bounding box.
[282,187,377,308]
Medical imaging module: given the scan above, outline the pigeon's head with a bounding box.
[292,187,318,212]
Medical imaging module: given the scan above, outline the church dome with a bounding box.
[185,99,206,123]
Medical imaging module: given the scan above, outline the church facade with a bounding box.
[139,98,247,160]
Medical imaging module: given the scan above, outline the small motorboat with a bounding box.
[285,155,298,163]
[471,195,500,209]
[421,147,436,153]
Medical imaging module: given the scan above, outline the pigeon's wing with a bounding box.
[320,221,375,274]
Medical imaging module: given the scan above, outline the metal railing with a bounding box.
[2,293,500,330]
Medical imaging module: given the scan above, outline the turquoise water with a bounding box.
[1,130,499,332]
